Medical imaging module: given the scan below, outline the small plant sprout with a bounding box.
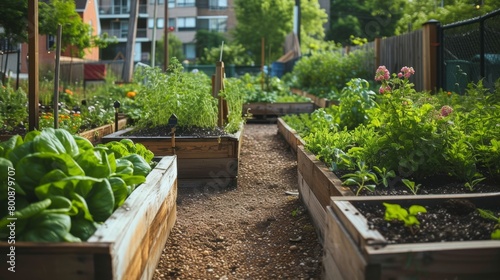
[477,209,500,240]
[464,175,486,192]
[341,161,378,196]
[373,166,396,188]
[401,179,421,195]
[383,203,427,234]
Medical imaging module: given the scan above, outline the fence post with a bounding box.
[422,20,439,92]
[374,37,381,69]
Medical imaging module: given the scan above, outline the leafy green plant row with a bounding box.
[236,73,311,103]
[282,69,500,194]
[0,128,154,242]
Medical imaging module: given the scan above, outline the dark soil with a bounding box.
[354,198,499,244]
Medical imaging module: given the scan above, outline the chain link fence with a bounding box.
[441,9,500,93]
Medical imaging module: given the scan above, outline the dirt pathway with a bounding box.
[153,123,323,280]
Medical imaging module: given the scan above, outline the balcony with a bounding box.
[101,28,148,40]
[99,4,148,16]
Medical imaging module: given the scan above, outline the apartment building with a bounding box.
[98,0,235,64]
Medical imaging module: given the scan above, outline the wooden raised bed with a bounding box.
[324,193,500,280]
[102,126,243,189]
[78,117,128,144]
[276,117,305,154]
[297,145,354,243]
[290,88,337,108]
[0,156,177,280]
[244,102,315,120]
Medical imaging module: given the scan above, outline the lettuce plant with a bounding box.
[477,209,500,240]
[0,128,154,242]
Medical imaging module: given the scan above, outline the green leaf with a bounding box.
[409,205,427,216]
[19,212,80,242]
[108,177,129,209]
[404,215,420,226]
[8,141,34,167]
[85,179,114,222]
[0,135,23,158]
[23,130,41,143]
[54,128,80,157]
[44,196,73,214]
[99,141,129,159]
[33,128,67,154]
[492,229,500,240]
[74,148,112,179]
[70,217,99,241]
[40,169,68,185]
[120,154,152,177]
[73,135,94,152]
[120,138,137,154]
[16,153,85,196]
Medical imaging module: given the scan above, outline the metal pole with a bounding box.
[151,0,158,67]
[53,24,62,129]
[28,0,39,131]
[163,2,169,72]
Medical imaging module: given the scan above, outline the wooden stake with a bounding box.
[213,61,227,127]
[28,0,39,131]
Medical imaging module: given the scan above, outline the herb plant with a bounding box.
[341,161,378,196]
[401,179,421,195]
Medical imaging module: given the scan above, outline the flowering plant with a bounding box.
[39,111,83,134]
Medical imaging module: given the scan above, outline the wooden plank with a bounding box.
[177,158,238,179]
[298,173,325,244]
[79,118,128,144]
[324,206,368,280]
[88,156,177,280]
[276,118,305,154]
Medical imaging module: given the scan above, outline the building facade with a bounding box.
[98,0,236,64]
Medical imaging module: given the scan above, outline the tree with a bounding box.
[155,33,184,69]
[395,0,500,34]
[233,0,294,64]
[195,30,227,63]
[199,43,254,65]
[327,0,406,45]
[0,0,28,44]
[299,0,329,53]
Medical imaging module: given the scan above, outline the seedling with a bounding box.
[373,166,395,188]
[477,208,500,240]
[341,161,378,196]
[464,176,486,192]
[383,202,427,234]
[401,179,421,195]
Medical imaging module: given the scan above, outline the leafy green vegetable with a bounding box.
[121,154,152,177]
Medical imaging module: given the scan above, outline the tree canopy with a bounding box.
[0,0,113,58]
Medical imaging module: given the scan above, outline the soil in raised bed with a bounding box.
[354,199,499,244]
[125,124,230,137]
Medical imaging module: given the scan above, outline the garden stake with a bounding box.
[169,114,178,155]
[114,101,121,132]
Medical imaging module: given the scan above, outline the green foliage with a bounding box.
[401,179,421,195]
[477,208,500,240]
[199,43,254,66]
[0,84,28,131]
[341,161,378,196]
[155,34,185,68]
[233,0,294,63]
[219,78,246,133]
[0,128,154,242]
[383,202,427,233]
[337,78,376,130]
[238,74,310,103]
[373,166,396,188]
[195,30,228,63]
[290,48,375,93]
[133,58,244,132]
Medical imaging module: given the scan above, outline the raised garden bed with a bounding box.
[244,102,315,121]
[290,88,336,108]
[297,145,353,243]
[0,156,177,280]
[78,117,128,145]
[102,126,243,189]
[276,117,305,154]
[323,193,500,280]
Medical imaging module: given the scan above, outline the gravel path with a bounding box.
[153,123,323,280]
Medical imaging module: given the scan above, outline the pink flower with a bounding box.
[399,66,415,79]
[398,72,403,78]
[375,66,390,81]
[379,85,391,94]
[440,105,453,117]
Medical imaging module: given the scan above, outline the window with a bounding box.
[177,17,196,31]
[197,17,227,32]
[177,0,195,7]
[183,43,196,59]
[149,0,164,4]
[148,18,164,29]
[209,0,227,9]
[168,0,175,8]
